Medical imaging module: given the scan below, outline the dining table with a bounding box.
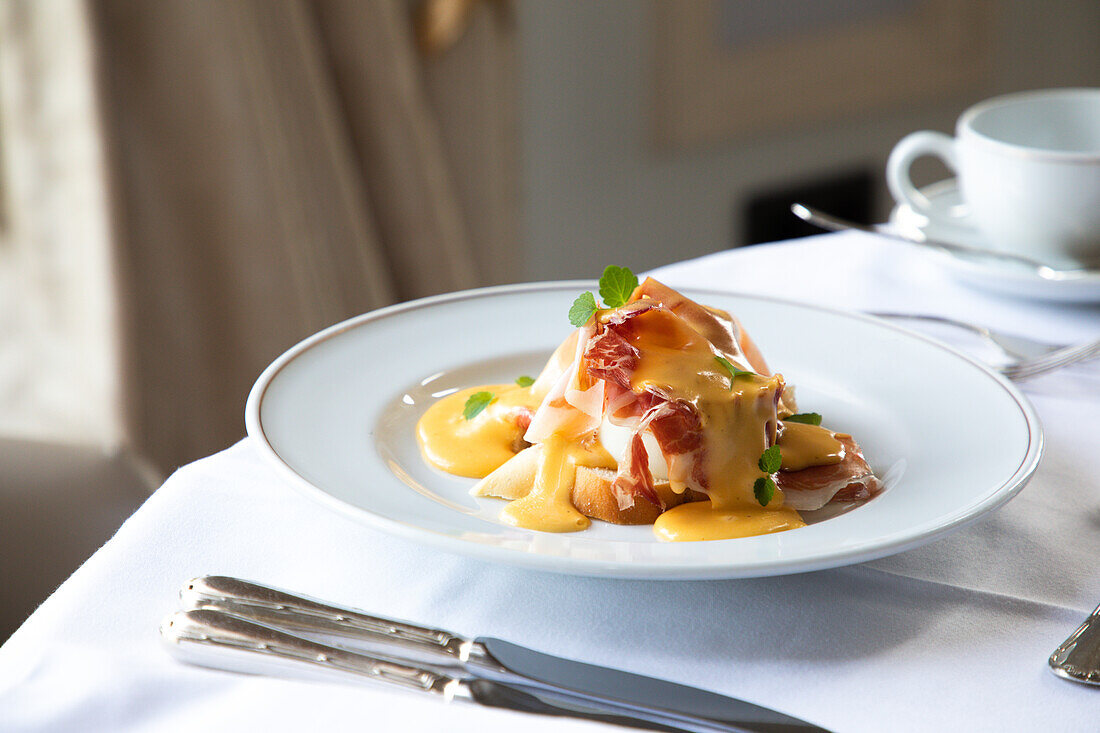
[1,230,1098,733]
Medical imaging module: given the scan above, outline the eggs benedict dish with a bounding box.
[416,270,880,541]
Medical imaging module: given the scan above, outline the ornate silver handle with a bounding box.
[180,576,504,674]
[162,609,706,732]
[169,580,826,732]
[162,609,459,695]
[1049,602,1100,685]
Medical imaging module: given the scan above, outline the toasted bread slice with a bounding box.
[571,466,694,525]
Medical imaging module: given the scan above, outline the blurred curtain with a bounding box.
[0,1,121,445]
[84,0,519,471]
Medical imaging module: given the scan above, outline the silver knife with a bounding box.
[162,609,687,732]
[177,576,828,732]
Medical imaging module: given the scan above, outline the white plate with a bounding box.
[246,282,1042,579]
[890,179,1100,302]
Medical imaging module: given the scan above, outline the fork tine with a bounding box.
[1003,347,1081,380]
[1003,346,1076,380]
[1001,340,1100,380]
[1033,340,1100,372]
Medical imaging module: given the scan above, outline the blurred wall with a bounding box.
[516,0,1100,279]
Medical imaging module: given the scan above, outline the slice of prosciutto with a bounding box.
[777,434,882,511]
[580,300,713,510]
[627,278,797,414]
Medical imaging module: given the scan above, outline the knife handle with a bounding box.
[161,608,459,696]
[1049,602,1100,685]
[163,609,688,733]
[180,576,504,673]
[174,581,823,732]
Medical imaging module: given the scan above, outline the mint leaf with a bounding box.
[598,265,639,308]
[515,375,535,388]
[713,355,755,389]
[753,476,776,506]
[462,391,494,420]
[568,291,598,327]
[784,412,822,426]
[758,445,782,474]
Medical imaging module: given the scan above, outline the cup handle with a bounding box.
[886,131,959,220]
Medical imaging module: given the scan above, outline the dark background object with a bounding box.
[742,168,876,245]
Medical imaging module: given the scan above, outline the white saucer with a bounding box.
[889,180,1100,302]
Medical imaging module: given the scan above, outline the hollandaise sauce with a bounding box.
[777,422,845,471]
[416,384,540,478]
[499,433,590,532]
[653,501,804,541]
[417,382,615,533]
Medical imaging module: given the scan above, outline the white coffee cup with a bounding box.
[886,88,1100,268]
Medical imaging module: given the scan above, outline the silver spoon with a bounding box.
[790,203,1096,282]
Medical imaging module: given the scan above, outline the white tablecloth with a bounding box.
[2,232,1099,732]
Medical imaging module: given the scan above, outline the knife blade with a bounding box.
[180,576,828,732]
[161,609,685,732]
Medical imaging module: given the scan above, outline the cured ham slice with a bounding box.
[611,432,659,510]
[585,327,640,391]
[627,278,796,413]
[777,434,882,511]
[580,302,711,508]
[524,324,604,444]
[628,278,768,375]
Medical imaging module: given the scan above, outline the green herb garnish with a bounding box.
[568,291,598,327]
[758,444,782,474]
[754,445,781,505]
[462,391,494,420]
[515,375,535,388]
[713,355,756,389]
[753,476,776,506]
[568,266,639,326]
[784,412,822,426]
[598,265,639,308]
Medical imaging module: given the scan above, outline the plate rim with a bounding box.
[245,280,1044,579]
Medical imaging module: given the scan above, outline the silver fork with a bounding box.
[870,313,1064,361]
[1001,339,1100,380]
[870,312,1100,380]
